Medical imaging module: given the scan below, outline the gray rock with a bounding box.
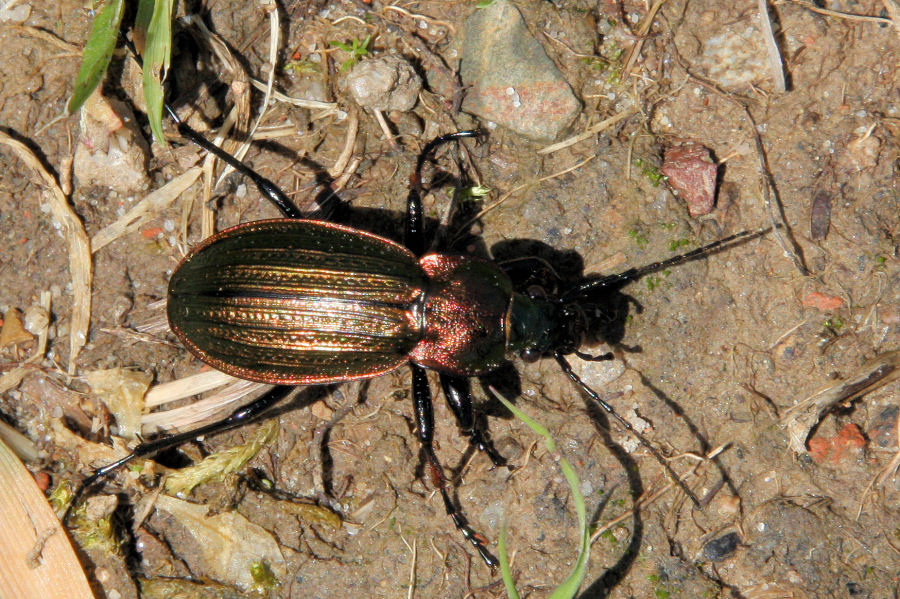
[460,0,580,141]
[345,55,422,112]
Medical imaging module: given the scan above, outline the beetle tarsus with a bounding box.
[555,353,702,508]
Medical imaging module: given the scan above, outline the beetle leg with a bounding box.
[439,374,506,468]
[411,364,498,568]
[405,131,479,257]
[70,386,295,519]
[122,39,304,220]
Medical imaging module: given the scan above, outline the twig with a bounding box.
[740,106,809,275]
[621,0,667,79]
[372,108,399,152]
[452,153,598,241]
[248,77,338,111]
[782,0,892,24]
[782,350,900,454]
[537,107,639,154]
[329,109,359,179]
[92,167,202,251]
[383,5,456,35]
[590,445,723,542]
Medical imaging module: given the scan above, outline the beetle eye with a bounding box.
[521,348,541,363]
[526,285,546,299]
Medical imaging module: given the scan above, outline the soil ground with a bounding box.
[1,1,899,598]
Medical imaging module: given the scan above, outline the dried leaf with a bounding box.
[85,368,151,439]
[0,308,33,347]
[154,494,287,590]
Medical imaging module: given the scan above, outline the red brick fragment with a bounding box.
[802,292,844,311]
[661,144,718,217]
[808,423,866,465]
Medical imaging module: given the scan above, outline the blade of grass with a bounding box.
[490,389,591,599]
[141,0,174,144]
[497,524,521,599]
[67,0,125,113]
[490,388,591,599]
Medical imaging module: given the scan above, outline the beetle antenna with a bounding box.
[121,38,303,220]
[555,353,702,508]
[560,227,772,303]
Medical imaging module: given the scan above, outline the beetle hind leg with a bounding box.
[411,365,498,568]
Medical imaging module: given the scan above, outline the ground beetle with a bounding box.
[74,88,766,568]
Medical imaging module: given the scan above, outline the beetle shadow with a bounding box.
[483,237,653,592]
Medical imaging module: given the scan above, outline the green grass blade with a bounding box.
[497,524,521,599]
[67,0,125,113]
[548,458,590,599]
[493,391,591,599]
[141,0,174,144]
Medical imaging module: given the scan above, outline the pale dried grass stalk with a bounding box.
[141,378,270,434]
[91,166,202,251]
[758,0,788,92]
[537,107,639,155]
[0,130,92,373]
[782,350,900,453]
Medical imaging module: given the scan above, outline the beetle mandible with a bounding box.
[74,87,767,568]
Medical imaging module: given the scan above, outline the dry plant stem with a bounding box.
[200,106,239,240]
[782,350,900,454]
[757,0,788,92]
[0,420,41,462]
[537,107,639,154]
[328,109,359,178]
[621,0,667,79]
[143,370,243,408]
[882,0,900,42]
[373,109,400,152]
[141,379,269,434]
[740,104,809,275]
[383,5,456,35]
[92,167,202,250]
[452,153,598,241]
[0,131,91,373]
[406,536,418,599]
[783,0,892,24]
[589,446,723,542]
[248,77,338,111]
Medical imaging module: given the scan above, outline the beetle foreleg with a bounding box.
[411,364,498,568]
[439,374,506,468]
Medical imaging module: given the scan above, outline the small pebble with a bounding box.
[701,532,741,561]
